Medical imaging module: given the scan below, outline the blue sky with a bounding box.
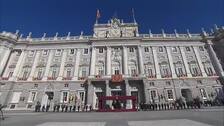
[0,0,223,37]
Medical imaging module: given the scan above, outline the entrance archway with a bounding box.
[181,89,193,101]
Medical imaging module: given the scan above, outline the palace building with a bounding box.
[0,17,224,110]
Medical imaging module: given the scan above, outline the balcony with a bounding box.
[18,77,27,81]
[95,75,102,79]
[1,77,9,80]
[161,74,172,78]
[78,77,87,80]
[47,77,57,80]
[147,75,156,79]
[62,77,72,80]
[33,77,42,80]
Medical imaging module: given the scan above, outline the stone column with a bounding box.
[152,47,161,79]
[193,46,207,77]
[57,49,68,80]
[90,47,96,76]
[42,50,54,81]
[123,46,128,76]
[73,49,81,80]
[207,41,224,77]
[166,47,177,78]
[125,80,132,109]
[143,79,150,103]
[106,47,111,76]
[10,50,27,81]
[106,80,111,105]
[138,46,144,76]
[27,51,41,81]
[0,48,11,76]
[179,46,192,77]
[87,80,94,106]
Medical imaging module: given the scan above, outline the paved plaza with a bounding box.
[0,108,224,126]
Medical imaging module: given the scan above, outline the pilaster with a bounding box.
[123,46,128,76]
[106,47,111,76]
[10,50,27,81]
[0,48,11,76]
[57,49,68,80]
[27,51,41,81]
[193,46,207,77]
[42,50,54,81]
[73,49,81,80]
[90,47,96,76]
[152,47,161,79]
[166,47,177,78]
[138,46,144,76]
[179,46,192,77]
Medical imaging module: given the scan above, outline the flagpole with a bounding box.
[132,8,136,24]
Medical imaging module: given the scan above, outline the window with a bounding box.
[8,71,13,78]
[144,47,149,52]
[197,80,202,84]
[23,70,28,79]
[147,68,153,77]
[28,92,37,103]
[11,92,22,103]
[186,47,191,51]
[84,48,88,54]
[176,67,184,77]
[64,83,69,87]
[37,68,43,79]
[159,47,163,52]
[79,91,85,103]
[200,88,207,99]
[70,49,74,55]
[131,69,136,75]
[55,49,62,56]
[28,50,35,57]
[166,81,171,86]
[149,82,155,86]
[81,67,87,77]
[99,48,103,53]
[199,46,204,51]
[129,47,134,52]
[52,68,57,79]
[150,90,157,101]
[206,67,213,76]
[172,47,177,52]
[167,90,174,100]
[192,67,199,76]
[61,91,69,103]
[114,67,120,75]
[43,50,48,56]
[98,67,104,75]
[34,84,38,88]
[66,68,71,78]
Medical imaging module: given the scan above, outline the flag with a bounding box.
[96,9,101,19]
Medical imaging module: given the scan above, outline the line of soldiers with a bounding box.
[35,101,93,112]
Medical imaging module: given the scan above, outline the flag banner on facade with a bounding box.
[111,74,123,82]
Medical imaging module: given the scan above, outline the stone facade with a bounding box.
[0,18,223,110]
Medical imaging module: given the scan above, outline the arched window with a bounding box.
[189,61,201,77]
[174,61,185,77]
[112,61,120,75]
[128,61,137,75]
[96,61,104,75]
[160,61,170,78]
[144,62,155,77]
